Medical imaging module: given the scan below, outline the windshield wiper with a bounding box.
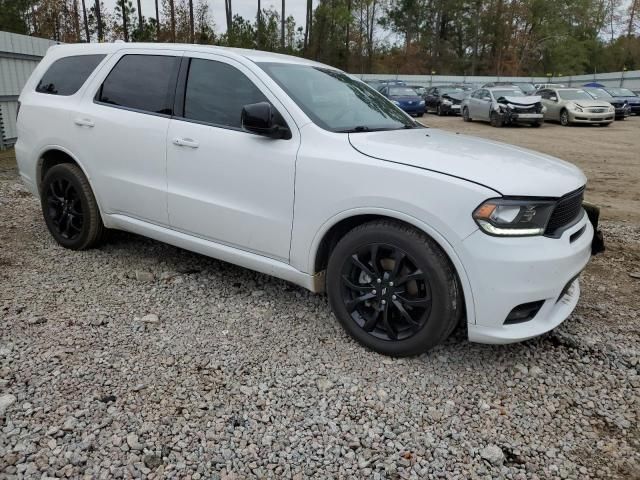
[338,125,417,133]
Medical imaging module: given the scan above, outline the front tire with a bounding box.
[436,104,443,116]
[490,111,503,127]
[463,107,472,122]
[560,109,571,126]
[326,220,462,356]
[41,163,104,250]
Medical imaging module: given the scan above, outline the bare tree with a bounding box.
[80,0,90,41]
[256,0,262,47]
[72,0,81,40]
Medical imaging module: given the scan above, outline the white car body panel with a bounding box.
[15,42,594,346]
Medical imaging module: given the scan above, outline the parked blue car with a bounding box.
[379,85,426,116]
[602,87,640,115]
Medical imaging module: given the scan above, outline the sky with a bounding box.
[103,0,319,34]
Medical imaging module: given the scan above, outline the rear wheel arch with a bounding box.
[310,211,475,323]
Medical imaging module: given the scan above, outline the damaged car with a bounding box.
[462,88,544,127]
[424,85,470,116]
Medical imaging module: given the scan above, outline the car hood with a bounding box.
[442,92,466,101]
[610,95,640,103]
[348,128,585,197]
[570,99,612,108]
[390,95,422,103]
[497,95,541,105]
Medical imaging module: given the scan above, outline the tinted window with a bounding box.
[97,55,180,114]
[183,59,268,128]
[36,55,105,96]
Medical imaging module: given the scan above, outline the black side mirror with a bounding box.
[241,102,291,139]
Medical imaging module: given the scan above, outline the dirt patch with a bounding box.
[419,115,640,224]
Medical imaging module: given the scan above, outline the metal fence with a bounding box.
[0,31,57,149]
[359,71,640,90]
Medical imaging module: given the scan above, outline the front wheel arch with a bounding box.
[309,210,474,324]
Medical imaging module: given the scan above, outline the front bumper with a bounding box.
[568,110,614,123]
[440,103,461,115]
[504,111,543,123]
[462,212,594,344]
[399,104,426,115]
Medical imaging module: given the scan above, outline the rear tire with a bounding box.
[326,220,462,356]
[41,163,104,250]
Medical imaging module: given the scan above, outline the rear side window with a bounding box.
[97,55,180,115]
[36,54,105,96]
[182,58,268,128]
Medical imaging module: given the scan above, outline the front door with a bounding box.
[166,54,299,262]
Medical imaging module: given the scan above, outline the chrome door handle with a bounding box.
[173,137,199,148]
[74,118,95,127]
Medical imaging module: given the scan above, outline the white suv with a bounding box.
[16,43,601,356]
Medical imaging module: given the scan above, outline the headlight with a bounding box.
[541,105,547,113]
[472,199,556,236]
[392,100,400,106]
[608,106,614,112]
[419,100,425,106]
[442,99,452,105]
[569,103,583,112]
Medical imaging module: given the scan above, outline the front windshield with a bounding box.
[493,89,525,98]
[558,90,593,101]
[258,63,417,132]
[585,88,612,99]
[440,87,466,94]
[515,83,535,93]
[389,87,419,96]
[606,87,636,97]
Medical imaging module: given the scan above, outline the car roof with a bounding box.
[46,42,332,69]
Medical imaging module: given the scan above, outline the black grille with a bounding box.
[545,187,585,236]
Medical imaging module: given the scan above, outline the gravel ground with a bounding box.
[1,142,639,479]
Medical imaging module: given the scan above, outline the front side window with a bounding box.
[36,54,105,96]
[182,59,268,128]
[258,63,416,133]
[97,54,180,114]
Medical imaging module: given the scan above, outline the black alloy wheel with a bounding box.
[560,109,570,126]
[339,243,431,342]
[327,220,462,356]
[41,163,104,250]
[45,177,84,241]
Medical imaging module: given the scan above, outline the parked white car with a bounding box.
[16,43,601,356]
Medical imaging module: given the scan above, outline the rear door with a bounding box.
[77,49,182,226]
[165,53,299,261]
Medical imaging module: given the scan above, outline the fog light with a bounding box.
[504,301,544,325]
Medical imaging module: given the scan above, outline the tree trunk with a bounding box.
[256,0,261,47]
[95,0,103,41]
[30,4,38,35]
[345,0,351,70]
[304,0,312,49]
[225,0,232,32]
[189,0,194,42]
[72,0,81,41]
[120,0,129,41]
[281,0,285,51]
[136,0,143,35]
[628,0,638,37]
[155,0,160,39]
[169,0,176,42]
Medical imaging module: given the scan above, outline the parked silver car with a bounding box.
[461,88,544,127]
[538,88,615,126]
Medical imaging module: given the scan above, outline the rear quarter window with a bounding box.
[36,54,106,96]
